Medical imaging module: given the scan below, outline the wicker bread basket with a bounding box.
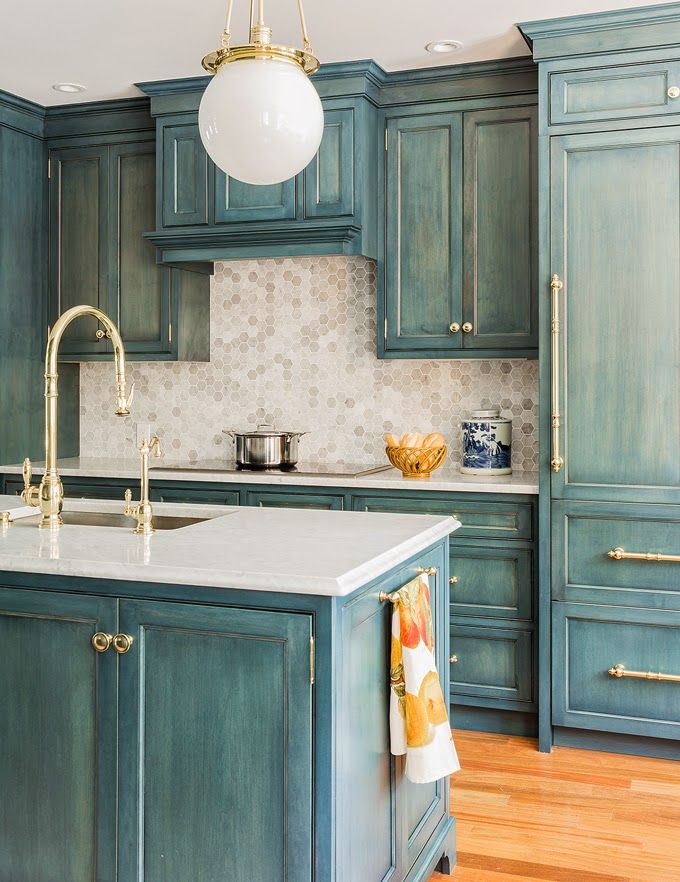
[386,445,447,479]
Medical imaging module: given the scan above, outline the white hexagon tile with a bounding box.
[79,257,538,469]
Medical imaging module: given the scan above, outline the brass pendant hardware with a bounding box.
[608,663,680,683]
[668,86,680,99]
[461,322,473,333]
[449,576,458,585]
[449,655,458,664]
[202,0,319,76]
[550,274,564,473]
[112,634,134,654]
[417,566,437,577]
[608,547,680,563]
[449,322,461,334]
[92,632,113,653]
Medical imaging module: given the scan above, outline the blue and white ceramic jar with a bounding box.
[461,408,512,476]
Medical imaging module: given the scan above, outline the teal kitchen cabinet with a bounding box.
[139,71,379,261]
[116,599,313,882]
[549,125,680,505]
[49,139,209,362]
[246,488,346,509]
[379,103,538,359]
[0,587,118,882]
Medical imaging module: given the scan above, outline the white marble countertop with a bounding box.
[0,457,539,495]
[0,495,458,597]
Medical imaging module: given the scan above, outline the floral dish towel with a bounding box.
[389,573,460,784]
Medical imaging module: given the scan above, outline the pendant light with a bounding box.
[199,0,323,186]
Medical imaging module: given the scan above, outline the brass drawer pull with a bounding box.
[449,654,458,664]
[608,663,680,683]
[417,566,437,577]
[550,274,564,473]
[608,547,680,563]
[92,632,113,653]
[112,633,134,654]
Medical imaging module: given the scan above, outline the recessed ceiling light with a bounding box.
[52,82,87,94]
[425,40,463,54]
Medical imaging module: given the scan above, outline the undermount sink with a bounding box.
[21,511,211,531]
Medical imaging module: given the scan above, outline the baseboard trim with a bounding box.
[553,726,680,760]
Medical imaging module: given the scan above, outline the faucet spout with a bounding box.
[26,305,132,528]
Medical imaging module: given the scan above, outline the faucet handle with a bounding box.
[123,488,134,517]
[150,435,162,459]
[21,458,40,508]
[115,383,135,417]
[22,457,32,490]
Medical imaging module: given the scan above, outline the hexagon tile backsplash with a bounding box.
[80,257,539,469]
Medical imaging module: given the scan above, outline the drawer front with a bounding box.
[153,486,240,506]
[553,602,680,739]
[450,545,533,621]
[549,62,680,126]
[246,490,344,510]
[450,623,534,709]
[553,501,680,608]
[352,494,533,540]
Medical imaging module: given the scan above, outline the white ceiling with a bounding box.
[0,0,668,106]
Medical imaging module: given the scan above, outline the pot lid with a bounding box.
[468,408,509,421]
[223,424,306,437]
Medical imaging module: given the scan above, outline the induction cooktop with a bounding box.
[151,460,392,478]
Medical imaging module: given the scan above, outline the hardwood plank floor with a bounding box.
[431,730,680,882]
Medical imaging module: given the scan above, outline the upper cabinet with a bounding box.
[47,107,209,363]
[140,72,380,262]
[379,99,538,359]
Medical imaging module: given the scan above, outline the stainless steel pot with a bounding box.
[223,425,307,469]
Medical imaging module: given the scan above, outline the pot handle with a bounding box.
[222,430,236,438]
[285,431,309,440]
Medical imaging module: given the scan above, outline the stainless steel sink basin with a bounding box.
[21,511,210,530]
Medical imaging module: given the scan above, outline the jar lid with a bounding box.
[470,408,500,420]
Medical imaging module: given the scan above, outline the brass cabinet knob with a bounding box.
[668,86,680,99]
[449,576,458,584]
[92,632,113,653]
[462,322,473,333]
[448,322,461,334]
[95,328,112,340]
[449,655,458,664]
[112,633,134,654]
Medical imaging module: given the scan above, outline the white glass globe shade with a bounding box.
[199,57,324,186]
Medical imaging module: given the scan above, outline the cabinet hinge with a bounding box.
[310,635,315,686]
[384,128,388,151]
[47,158,51,179]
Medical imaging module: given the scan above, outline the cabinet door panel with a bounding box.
[0,588,117,882]
[304,107,354,218]
[247,490,345,509]
[117,599,312,882]
[161,119,208,227]
[49,146,110,354]
[463,107,537,350]
[450,545,533,621]
[214,169,296,222]
[385,112,462,351]
[551,127,680,502]
[112,143,170,352]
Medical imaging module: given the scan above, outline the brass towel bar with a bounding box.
[379,566,438,603]
[608,547,680,563]
[608,663,680,683]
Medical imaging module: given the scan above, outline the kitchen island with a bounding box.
[0,494,459,882]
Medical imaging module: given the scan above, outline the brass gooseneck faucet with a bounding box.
[23,306,133,529]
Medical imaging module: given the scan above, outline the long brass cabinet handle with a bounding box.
[550,274,564,473]
[608,547,680,563]
[112,633,134,654]
[608,663,680,683]
[92,632,113,653]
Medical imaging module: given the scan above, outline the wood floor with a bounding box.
[430,730,680,882]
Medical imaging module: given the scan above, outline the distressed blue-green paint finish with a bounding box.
[450,623,535,709]
[117,599,313,882]
[449,544,534,621]
[0,587,118,882]
[462,105,538,351]
[246,489,346,510]
[214,170,296,223]
[550,126,680,504]
[383,111,463,352]
[552,602,680,741]
[160,116,208,227]
[552,500,680,610]
[304,106,355,218]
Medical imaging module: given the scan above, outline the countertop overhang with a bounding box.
[0,495,458,597]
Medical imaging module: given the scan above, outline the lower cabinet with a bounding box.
[0,586,313,882]
[552,602,680,741]
[246,489,345,509]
